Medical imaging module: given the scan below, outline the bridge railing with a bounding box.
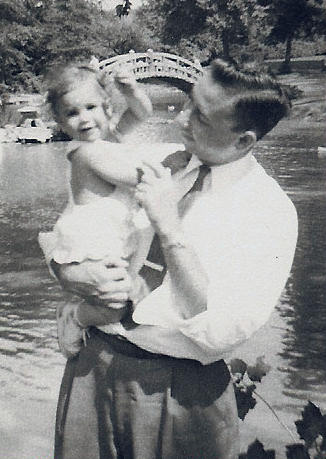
[99,51,203,84]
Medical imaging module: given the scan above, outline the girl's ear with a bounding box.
[53,113,61,125]
[52,104,63,125]
[236,130,257,152]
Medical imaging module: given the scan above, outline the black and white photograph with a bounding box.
[0,1,326,458]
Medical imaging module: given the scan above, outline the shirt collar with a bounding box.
[185,152,258,193]
[182,154,203,175]
[210,153,257,193]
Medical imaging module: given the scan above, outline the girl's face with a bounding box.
[56,80,110,141]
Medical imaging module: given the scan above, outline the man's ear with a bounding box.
[236,131,257,152]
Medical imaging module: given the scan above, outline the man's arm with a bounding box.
[173,198,298,353]
[135,162,209,319]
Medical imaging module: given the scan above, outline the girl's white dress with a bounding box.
[51,187,151,272]
[38,144,153,275]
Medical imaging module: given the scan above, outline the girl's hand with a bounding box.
[114,69,137,96]
[135,161,182,237]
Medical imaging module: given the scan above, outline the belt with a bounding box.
[91,327,173,360]
[90,327,228,375]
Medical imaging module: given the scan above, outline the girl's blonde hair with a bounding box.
[46,62,111,117]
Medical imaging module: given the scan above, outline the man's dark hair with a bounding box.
[210,59,291,140]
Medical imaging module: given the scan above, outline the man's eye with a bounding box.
[67,110,77,117]
[87,104,96,110]
[183,99,192,111]
[199,114,209,124]
[194,108,208,124]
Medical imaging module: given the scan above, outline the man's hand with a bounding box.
[57,259,132,307]
[135,161,182,237]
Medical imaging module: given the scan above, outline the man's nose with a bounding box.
[175,107,191,128]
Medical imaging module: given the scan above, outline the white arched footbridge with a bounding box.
[99,50,203,84]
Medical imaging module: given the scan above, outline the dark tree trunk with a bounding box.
[280,35,293,73]
[222,29,231,62]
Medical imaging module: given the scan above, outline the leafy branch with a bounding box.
[229,356,272,421]
[237,393,326,458]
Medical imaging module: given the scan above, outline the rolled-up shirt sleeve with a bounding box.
[177,200,298,353]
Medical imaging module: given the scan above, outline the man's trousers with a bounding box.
[55,328,239,459]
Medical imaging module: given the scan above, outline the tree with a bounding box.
[197,0,269,62]
[136,0,269,63]
[0,0,153,93]
[263,0,326,72]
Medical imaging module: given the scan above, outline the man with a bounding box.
[50,59,298,459]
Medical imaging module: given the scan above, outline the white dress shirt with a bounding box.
[101,151,298,364]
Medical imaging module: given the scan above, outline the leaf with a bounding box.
[307,431,326,458]
[115,1,132,18]
[247,356,271,382]
[295,402,326,448]
[244,439,275,459]
[229,358,247,376]
[234,382,257,420]
[115,4,124,18]
[286,443,311,459]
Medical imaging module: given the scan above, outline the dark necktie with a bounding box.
[179,164,211,215]
[185,164,211,194]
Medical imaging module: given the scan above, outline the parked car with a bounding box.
[16,118,53,143]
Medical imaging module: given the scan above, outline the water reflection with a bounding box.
[0,103,326,419]
[254,137,326,395]
[280,189,326,393]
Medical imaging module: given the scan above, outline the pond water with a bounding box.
[0,77,326,458]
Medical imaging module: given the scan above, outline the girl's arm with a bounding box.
[74,141,154,187]
[74,142,189,189]
[110,70,153,137]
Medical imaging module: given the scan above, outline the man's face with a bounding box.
[176,71,243,166]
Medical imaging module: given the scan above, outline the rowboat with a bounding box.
[317,146,326,158]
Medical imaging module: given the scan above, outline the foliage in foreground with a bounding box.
[229,357,326,458]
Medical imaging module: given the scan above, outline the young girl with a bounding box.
[39,62,161,357]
